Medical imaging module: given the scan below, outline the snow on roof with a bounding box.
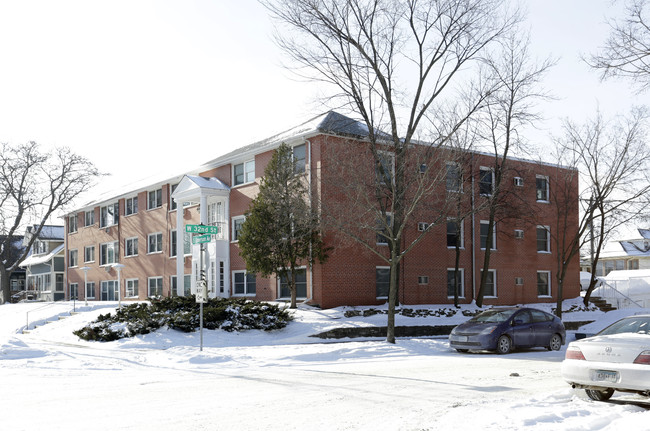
[184,175,230,191]
[603,268,650,281]
[19,243,64,267]
[25,225,64,241]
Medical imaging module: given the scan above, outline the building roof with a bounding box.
[19,244,64,268]
[24,225,65,241]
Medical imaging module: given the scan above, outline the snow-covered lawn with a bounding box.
[1,299,650,430]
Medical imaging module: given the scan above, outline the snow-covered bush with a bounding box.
[73,297,293,342]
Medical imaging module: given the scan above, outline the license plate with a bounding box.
[593,370,618,383]
[450,335,468,342]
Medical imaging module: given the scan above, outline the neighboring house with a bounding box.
[64,111,580,308]
[19,225,65,301]
[0,235,27,301]
[582,228,650,277]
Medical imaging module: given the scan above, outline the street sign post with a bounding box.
[185,224,218,235]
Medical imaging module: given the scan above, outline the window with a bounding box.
[375,151,394,185]
[293,143,307,173]
[125,279,139,298]
[447,269,464,298]
[100,203,119,228]
[69,283,78,300]
[148,189,162,210]
[170,230,191,256]
[169,184,197,210]
[125,237,138,257]
[100,280,118,301]
[447,219,463,248]
[418,222,429,232]
[148,233,163,254]
[85,282,95,299]
[514,177,524,187]
[536,226,550,253]
[537,271,551,296]
[27,273,51,291]
[279,268,307,298]
[536,175,549,202]
[418,276,429,285]
[125,196,138,215]
[148,277,163,297]
[69,249,78,267]
[515,277,524,285]
[480,221,496,250]
[33,240,47,255]
[481,269,497,297]
[233,271,257,296]
[232,216,245,242]
[630,259,640,270]
[446,163,462,192]
[234,160,255,186]
[171,275,192,296]
[376,267,390,298]
[100,241,118,266]
[68,215,78,233]
[479,167,494,196]
[376,213,392,245]
[514,229,524,239]
[85,210,95,227]
[84,245,95,263]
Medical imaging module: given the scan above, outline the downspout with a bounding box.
[471,153,476,301]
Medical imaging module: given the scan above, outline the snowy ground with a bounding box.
[2,298,650,431]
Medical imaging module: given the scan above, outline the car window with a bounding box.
[470,309,517,323]
[599,317,650,336]
[513,311,532,324]
[530,310,551,323]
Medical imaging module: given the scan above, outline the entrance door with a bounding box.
[101,281,118,301]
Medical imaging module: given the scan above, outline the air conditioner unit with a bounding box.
[515,277,524,286]
[514,177,524,187]
[514,229,524,239]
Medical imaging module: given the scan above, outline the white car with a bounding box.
[561,315,650,401]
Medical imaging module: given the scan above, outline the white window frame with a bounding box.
[125,196,138,216]
[100,202,119,228]
[170,230,191,257]
[536,225,551,253]
[418,275,429,285]
[446,218,464,249]
[85,281,95,299]
[232,270,257,297]
[148,189,163,210]
[479,167,494,196]
[125,237,139,257]
[514,177,524,187]
[147,232,163,254]
[376,212,392,245]
[125,278,139,298]
[231,216,246,242]
[148,276,163,297]
[292,143,307,174]
[446,162,462,193]
[85,210,95,227]
[536,175,550,202]
[68,215,78,233]
[482,269,497,298]
[447,268,465,298]
[69,283,79,299]
[100,241,119,266]
[376,266,390,299]
[233,160,255,186]
[514,229,524,239]
[84,245,95,263]
[69,249,78,268]
[537,270,551,297]
[480,220,496,250]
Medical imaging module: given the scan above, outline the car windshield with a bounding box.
[469,309,517,323]
[599,316,650,336]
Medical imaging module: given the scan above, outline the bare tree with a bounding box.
[264,0,517,343]
[0,143,100,303]
[474,32,554,307]
[550,109,650,312]
[589,0,650,91]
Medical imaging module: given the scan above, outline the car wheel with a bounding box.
[456,349,469,353]
[496,335,512,354]
[548,334,562,351]
[585,388,614,401]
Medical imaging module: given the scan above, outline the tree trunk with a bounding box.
[290,264,297,309]
[386,255,399,344]
[0,266,10,304]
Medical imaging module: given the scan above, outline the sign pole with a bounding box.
[200,241,205,351]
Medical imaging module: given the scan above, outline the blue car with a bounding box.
[449,307,566,354]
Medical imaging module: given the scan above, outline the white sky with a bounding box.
[0,0,647,203]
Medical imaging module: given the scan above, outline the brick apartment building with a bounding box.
[64,111,580,308]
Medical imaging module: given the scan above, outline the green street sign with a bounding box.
[192,234,212,244]
[185,224,218,235]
